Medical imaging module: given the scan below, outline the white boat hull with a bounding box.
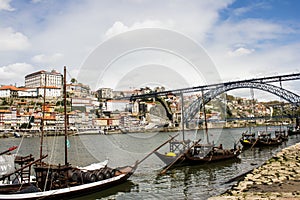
[0,173,128,200]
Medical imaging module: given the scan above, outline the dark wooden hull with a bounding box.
[154,150,240,167]
[240,138,283,148]
[184,150,240,164]
[288,129,300,136]
[0,163,137,200]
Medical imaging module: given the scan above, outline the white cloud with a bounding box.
[206,15,299,87]
[210,41,300,86]
[104,20,175,39]
[0,27,30,51]
[232,2,270,16]
[31,53,64,64]
[227,47,255,57]
[0,0,14,11]
[0,63,34,86]
[211,19,293,48]
[105,21,130,38]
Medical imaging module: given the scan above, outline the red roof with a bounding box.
[0,85,20,91]
[37,86,60,89]
[0,110,11,113]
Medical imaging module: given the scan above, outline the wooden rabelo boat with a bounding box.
[275,130,288,141]
[288,127,300,135]
[287,118,300,135]
[287,126,300,136]
[240,131,283,148]
[0,67,137,200]
[154,138,240,168]
[154,92,241,173]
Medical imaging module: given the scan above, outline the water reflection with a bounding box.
[152,158,242,199]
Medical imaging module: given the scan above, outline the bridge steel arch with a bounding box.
[184,82,300,123]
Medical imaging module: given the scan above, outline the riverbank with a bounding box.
[209,142,300,200]
[0,125,290,138]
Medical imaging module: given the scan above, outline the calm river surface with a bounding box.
[1,126,300,200]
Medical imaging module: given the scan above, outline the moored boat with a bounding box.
[287,118,300,135]
[240,131,283,148]
[154,140,240,167]
[287,126,300,135]
[155,91,241,173]
[275,130,288,141]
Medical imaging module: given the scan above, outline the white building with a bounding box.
[25,70,63,88]
[105,100,130,112]
[66,83,90,97]
[37,86,61,98]
[17,88,38,97]
[0,85,19,98]
[0,88,11,98]
[71,97,100,112]
[0,107,17,129]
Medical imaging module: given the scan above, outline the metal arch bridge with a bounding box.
[124,72,300,121]
[184,81,300,123]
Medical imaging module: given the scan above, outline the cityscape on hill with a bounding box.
[0,69,298,137]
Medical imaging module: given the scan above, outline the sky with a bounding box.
[0,0,300,101]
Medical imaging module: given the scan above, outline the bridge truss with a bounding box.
[184,82,300,123]
[124,72,300,122]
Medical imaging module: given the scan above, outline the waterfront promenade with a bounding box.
[209,142,300,200]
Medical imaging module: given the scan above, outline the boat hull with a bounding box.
[154,152,185,166]
[240,139,283,148]
[0,164,137,200]
[154,150,240,167]
[288,129,300,136]
[184,150,240,165]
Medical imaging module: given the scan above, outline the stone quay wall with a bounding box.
[209,142,300,200]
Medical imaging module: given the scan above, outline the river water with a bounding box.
[1,126,300,200]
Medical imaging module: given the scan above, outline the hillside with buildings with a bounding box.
[0,69,296,137]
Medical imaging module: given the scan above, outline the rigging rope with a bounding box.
[16,97,40,155]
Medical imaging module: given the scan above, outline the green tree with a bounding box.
[2,99,8,105]
[20,123,32,129]
[70,78,77,84]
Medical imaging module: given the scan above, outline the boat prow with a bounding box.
[154,151,183,166]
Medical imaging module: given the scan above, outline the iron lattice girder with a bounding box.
[127,72,300,101]
[184,82,300,123]
[122,72,300,123]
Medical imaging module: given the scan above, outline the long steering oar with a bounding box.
[137,133,179,165]
[250,138,259,150]
[159,138,201,175]
[0,146,18,156]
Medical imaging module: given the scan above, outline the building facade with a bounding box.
[66,83,90,97]
[97,88,113,99]
[37,86,61,98]
[25,70,63,88]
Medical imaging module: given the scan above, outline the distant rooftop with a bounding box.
[25,69,62,78]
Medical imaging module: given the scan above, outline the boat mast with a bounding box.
[40,73,46,159]
[63,66,68,165]
[180,92,185,142]
[250,87,255,133]
[201,90,209,144]
[279,78,283,132]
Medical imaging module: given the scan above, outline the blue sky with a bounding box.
[0,0,299,100]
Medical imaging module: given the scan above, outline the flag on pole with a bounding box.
[66,139,70,148]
